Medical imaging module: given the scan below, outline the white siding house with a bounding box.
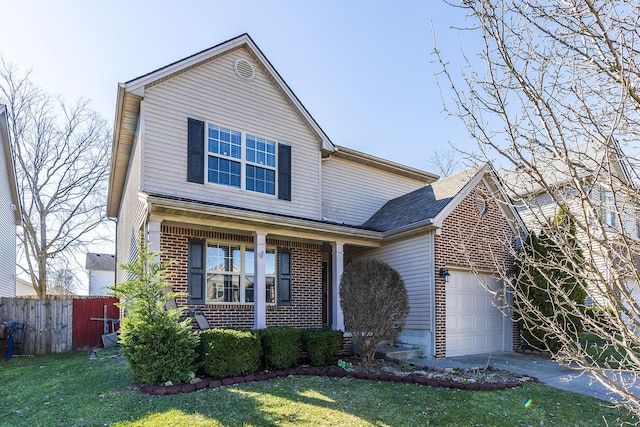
[86,253,116,296]
[0,105,21,297]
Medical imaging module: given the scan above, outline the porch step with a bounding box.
[375,345,422,361]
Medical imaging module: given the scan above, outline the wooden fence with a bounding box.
[0,296,119,355]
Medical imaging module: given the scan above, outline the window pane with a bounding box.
[206,273,225,302]
[246,165,275,195]
[207,243,240,272]
[208,157,241,188]
[265,249,276,275]
[224,275,240,302]
[245,248,254,275]
[246,134,277,171]
[266,277,275,303]
[245,276,254,302]
[208,124,241,159]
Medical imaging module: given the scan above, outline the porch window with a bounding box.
[205,242,276,304]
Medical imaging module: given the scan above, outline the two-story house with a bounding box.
[107,34,524,358]
[0,105,21,297]
[505,141,640,306]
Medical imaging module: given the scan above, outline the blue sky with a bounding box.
[0,0,479,171]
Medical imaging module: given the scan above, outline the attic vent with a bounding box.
[476,197,488,216]
[234,58,255,81]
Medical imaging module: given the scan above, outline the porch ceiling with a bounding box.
[148,196,382,248]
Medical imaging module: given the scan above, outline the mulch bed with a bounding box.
[137,357,537,396]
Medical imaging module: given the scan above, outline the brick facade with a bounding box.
[433,181,517,357]
[160,225,324,330]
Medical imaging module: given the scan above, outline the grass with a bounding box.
[0,350,635,426]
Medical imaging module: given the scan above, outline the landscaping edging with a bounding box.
[137,366,538,395]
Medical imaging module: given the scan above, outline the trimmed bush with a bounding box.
[302,328,344,366]
[198,329,262,378]
[259,326,301,369]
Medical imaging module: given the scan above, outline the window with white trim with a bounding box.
[206,123,277,195]
[600,187,616,227]
[206,242,276,304]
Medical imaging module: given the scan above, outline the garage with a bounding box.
[446,270,507,357]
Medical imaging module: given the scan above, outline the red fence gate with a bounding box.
[72,297,119,351]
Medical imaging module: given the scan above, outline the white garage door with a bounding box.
[446,271,505,357]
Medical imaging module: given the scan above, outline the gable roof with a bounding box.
[85,253,116,271]
[363,163,516,235]
[0,105,21,225]
[107,33,336,218]
[504,141,636,198]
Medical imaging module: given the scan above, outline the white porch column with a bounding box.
[147,219,161,254]
[254,231,267,329]
[331,241,345,331]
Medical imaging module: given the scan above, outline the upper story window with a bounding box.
[187,117,291,201]
[206,124,276,195]
[600,187,616,227]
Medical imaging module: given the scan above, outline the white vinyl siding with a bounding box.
[322,156,426,226]
[356,233,432,330]
[0,136,16,297]
[115,127,147,284]
[142,47,322,219]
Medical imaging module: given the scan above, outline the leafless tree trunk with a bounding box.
[0,59,111,298]
[436,0,640,417]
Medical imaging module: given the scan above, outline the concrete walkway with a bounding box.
[408,352,638,402]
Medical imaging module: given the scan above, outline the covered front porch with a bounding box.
[142,195,382,331]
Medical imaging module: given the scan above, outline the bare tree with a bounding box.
[428,147,463,177]
[436,0,640,416]
[0,59,111,298]
[48,259,79,296]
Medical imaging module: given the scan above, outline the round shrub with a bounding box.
[340,258,409,362]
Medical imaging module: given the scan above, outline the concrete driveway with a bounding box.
[409,352,639,402]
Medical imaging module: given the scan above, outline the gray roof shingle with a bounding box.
[85,253,116,271]
[363,165,483,232]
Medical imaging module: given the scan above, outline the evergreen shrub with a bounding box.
[198,329,262,378]
[302,328,344,366]
[259,326,301,369]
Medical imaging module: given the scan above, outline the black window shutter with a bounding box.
[188,238,206,304]
[278,248,292,306]
[187,118,205,184]
[278,144,291,201]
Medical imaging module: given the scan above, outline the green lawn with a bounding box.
[0,350,634,426]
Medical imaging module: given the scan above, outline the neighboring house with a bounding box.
[86,253,116,296]
[107,34,524,358]
[504,141,640,306]
[0,105,21,298]
[15,277,36,297]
